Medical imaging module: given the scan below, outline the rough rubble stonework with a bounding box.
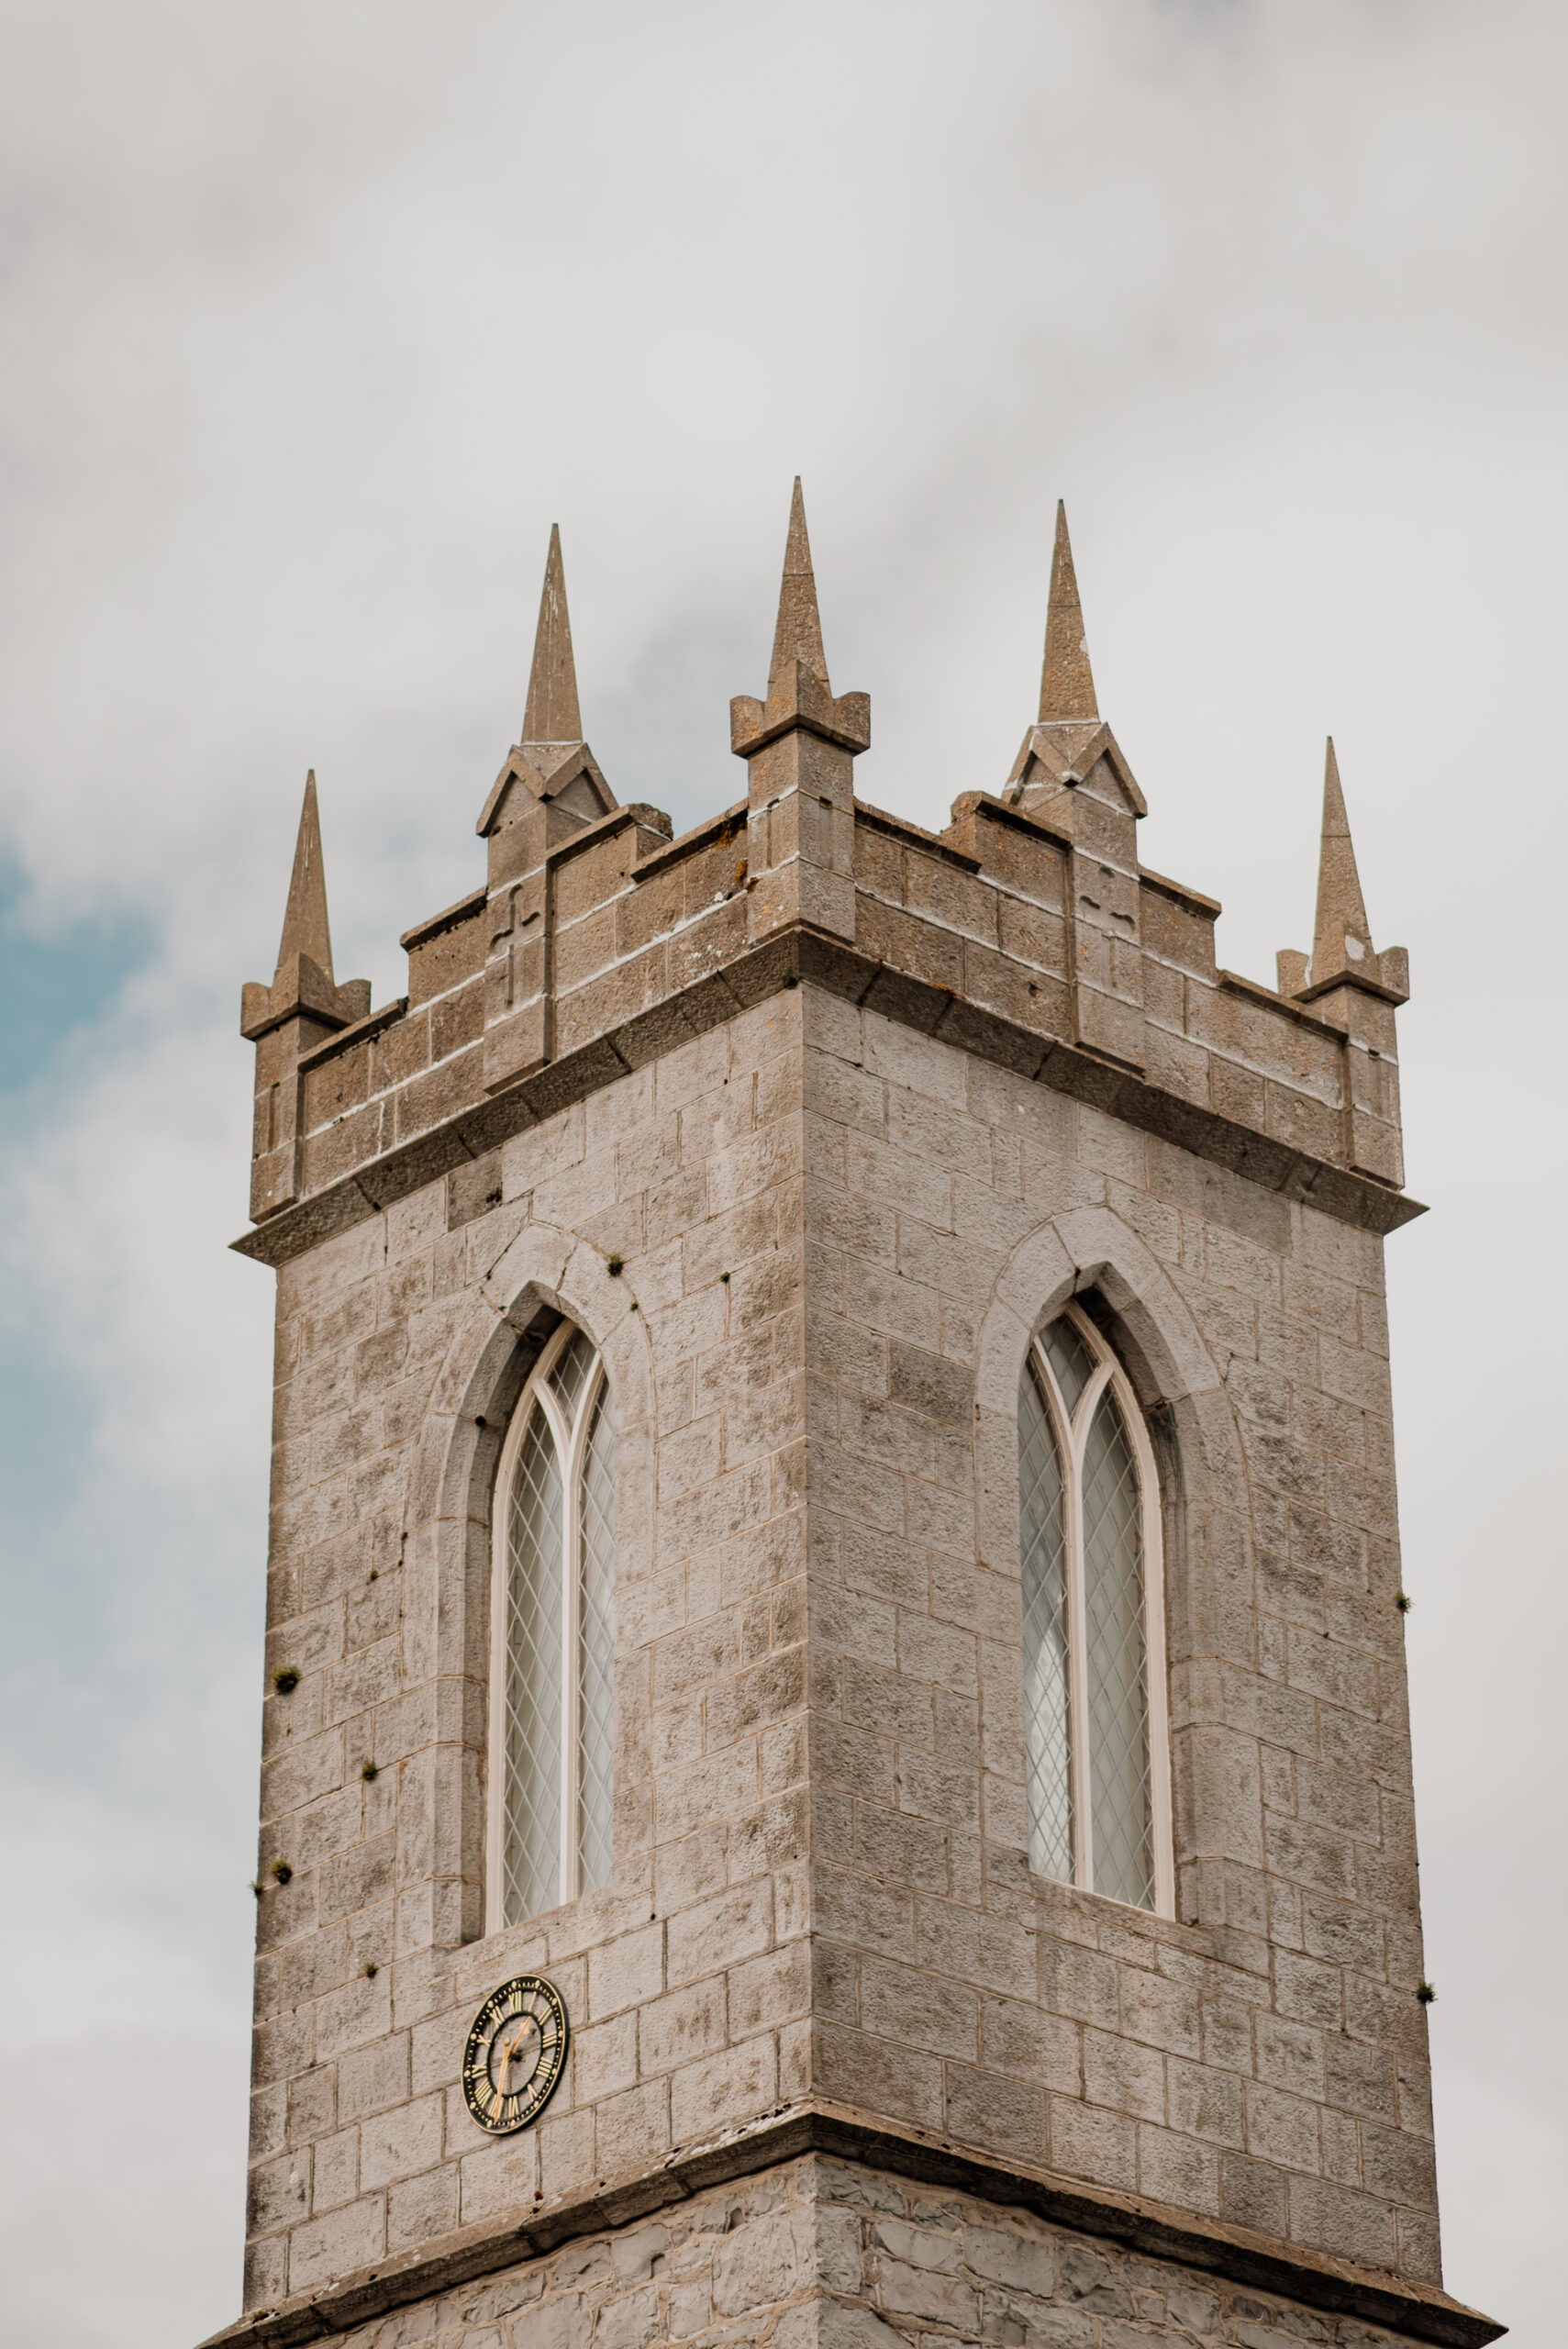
[209,493,1500,2349]
[316,2155,1464,2349]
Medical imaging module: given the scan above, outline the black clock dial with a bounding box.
[462,1974,569,2135]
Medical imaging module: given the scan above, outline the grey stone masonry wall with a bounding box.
[249,996,810,2309]
[241,978,1445,2322]
[268,2154,1462,2349]
[795,993,1432,2281]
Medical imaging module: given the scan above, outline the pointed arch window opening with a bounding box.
[1019,1301,1173,1919]
[486,1320,616,1933]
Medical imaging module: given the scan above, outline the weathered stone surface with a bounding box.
[205,2149,1497,2349]
[239,984,1440,2308]
[223,507,1483,2349]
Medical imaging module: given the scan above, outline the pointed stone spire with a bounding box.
[1001,499,1143,829]
[477,523,617,847]
[1308,738,1373,983]
[1039,501,1098,723]
[1277,738,1407,1008]
[274,770,335,987]
[475,523,631,1092]
[1274,737,1410,1187]
[522,524,582,746]
[769,477,830,690]
[731,479,870,950]
[241,774,370,1042]
[730,478,869,763]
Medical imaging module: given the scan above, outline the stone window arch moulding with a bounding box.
[406,1220,652,1956]
[1018,1297,1174,1919]
[485,1317,617,1935]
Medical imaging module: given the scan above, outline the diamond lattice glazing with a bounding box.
[548,1327,596,1425]
[502,1408,563,1924]
[578,1383,617,1896]
[1082,1389,1152,1909]
[1042,1314,1095,1425]
[1018,1362,1073,1881]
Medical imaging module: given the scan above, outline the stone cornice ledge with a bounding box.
[196,2101,1502,2349]
[233,927,1426,1269]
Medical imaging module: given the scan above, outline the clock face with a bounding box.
[462,1974,569,2135]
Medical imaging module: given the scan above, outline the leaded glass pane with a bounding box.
[502,1408,563,1923]
[548,1326,596,1427]
[1082,1389,1152,1909]
[1019,1362,1073,1882]
[1042,1315,1095,1425]
[578,1379,616,1896]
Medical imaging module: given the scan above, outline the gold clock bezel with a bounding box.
[462,1973,570,2136]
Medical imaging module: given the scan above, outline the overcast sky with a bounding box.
[1,4,1562,2343]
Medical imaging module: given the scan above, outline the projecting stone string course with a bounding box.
[213,488,1500,2349]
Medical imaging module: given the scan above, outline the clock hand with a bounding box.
[500,2015,536,2073]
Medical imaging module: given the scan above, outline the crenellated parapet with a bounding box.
[239,493,1417,1264]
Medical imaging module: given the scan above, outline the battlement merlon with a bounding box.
[236,499,1418,1264]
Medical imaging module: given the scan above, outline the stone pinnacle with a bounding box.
[1039,501,1098,723]
[768,478,830,691]
[1309,738,1374,983]
[523,524,583,746]
[274,770,335,986]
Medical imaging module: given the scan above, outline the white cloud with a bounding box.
[1,1,1562,2340]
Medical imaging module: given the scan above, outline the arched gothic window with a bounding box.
[1018,1301,1173,1915]
[487,1322,616,1930]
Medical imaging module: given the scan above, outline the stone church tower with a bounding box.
[207,492,1502,2349]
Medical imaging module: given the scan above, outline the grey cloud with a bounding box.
[1,2,1562,2341]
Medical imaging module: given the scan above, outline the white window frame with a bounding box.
[1025,1300,1174,1920]
[484,1320,610,1936]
